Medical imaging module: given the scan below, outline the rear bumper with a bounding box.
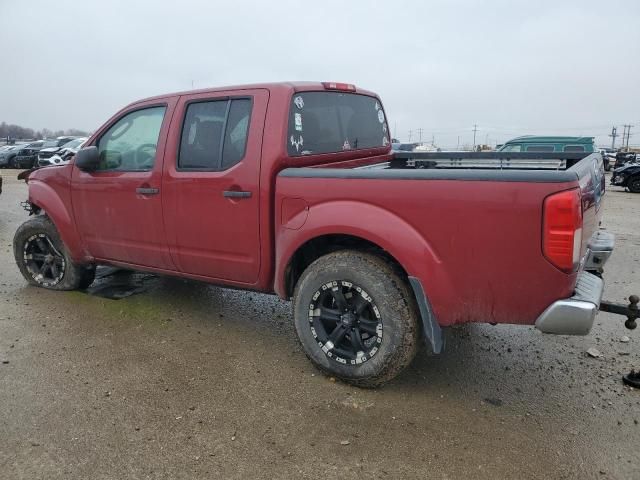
[535,230,614,335]
[535,271,603,335]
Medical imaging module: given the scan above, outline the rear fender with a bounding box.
[28,180,86,262]
[275,200,454,325]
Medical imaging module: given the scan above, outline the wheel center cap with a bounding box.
[341,312,356,326]
[44,254,54,264]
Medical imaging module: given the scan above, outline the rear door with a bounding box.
[161,89,268,284]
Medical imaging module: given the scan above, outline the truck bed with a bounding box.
[276,151,605,328]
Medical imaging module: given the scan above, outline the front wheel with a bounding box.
[292,251,419,388]
[629,177,640,193]
[13,216,95,290]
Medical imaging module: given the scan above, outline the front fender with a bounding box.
[275,200,454,322]
[28,179,86,262]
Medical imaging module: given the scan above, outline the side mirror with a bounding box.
[74,146,100,172]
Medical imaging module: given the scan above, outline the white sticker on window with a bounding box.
[294,96,304,109]
[377,109,385,123]
[294,113,302,131]
[290,135,303,152]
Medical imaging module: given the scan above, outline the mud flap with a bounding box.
[408,276,444,354]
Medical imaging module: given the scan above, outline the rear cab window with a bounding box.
[287,92,390,156]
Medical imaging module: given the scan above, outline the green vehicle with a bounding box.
[497,136,595,153]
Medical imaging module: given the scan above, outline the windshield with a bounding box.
[42,140,58,148]
[287,91,390,156]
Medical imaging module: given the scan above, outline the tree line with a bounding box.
[1,121,89,141]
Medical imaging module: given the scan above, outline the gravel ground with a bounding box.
[0,169,639,479]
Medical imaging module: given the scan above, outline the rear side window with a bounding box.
[564,145,585,152]
[178,98,252,170]
[287,92,389,156]
[525,145,555,152]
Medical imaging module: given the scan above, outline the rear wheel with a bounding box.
[292,251,419,388]
[629,177,640,193]
[13,216,95,290]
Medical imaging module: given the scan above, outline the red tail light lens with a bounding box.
[543,188,582,273]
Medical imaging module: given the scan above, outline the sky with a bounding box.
[1,0,639,148]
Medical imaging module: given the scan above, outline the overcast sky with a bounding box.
[1,0,639,148]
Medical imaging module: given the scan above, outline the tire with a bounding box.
[629,177,640,194]
[7,155,17,169]
[13,216,95,290]
[292,250,419,388]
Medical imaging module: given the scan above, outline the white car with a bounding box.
[39,137,88,167]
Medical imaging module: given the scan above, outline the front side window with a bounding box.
[499,144,521,152]
[287,92,389,156]
[97,106,166,171]
[178,98,252,170]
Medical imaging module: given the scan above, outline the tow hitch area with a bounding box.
[599,295,639,330]
[599,295,640,388]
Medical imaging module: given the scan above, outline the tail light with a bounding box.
[543,188,582,272]
[322,82,356,92]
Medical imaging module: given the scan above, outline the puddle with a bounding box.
[84,267,158,300]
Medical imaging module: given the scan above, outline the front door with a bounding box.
[161,89,268,284]
[71,100,176,270]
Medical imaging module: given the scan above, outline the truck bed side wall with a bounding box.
[275,175,579,327]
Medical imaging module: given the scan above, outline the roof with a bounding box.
[131,81,378,106]
[504,135,595,144]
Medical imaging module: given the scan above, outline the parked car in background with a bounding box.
[611,162,640,193]
[498,136,596,153]
[612,151,638,170]
[36,137,78,166]
[38,137,88,167]
[10,141,46,169]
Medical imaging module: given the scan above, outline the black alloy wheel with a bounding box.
[22,233,66,287]
[308,280,383,365]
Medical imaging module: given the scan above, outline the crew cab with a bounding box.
[14,82,615,387]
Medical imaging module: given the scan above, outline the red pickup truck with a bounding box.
[14,81,617,386]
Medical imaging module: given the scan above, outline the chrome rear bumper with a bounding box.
[535,271,604,335]
[536,230,613,336]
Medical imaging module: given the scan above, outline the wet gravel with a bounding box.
[0,169,639,479]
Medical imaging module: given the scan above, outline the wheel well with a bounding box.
[284,234,409,298]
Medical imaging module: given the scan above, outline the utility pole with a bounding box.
[609,126,618,150]
[408,130,413,142]
[472,124,478,149]
[623,124,633,151]
[415,128,424,142]
[457,136,460,150]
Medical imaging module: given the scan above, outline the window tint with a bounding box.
[499,144,521,152]
[97,106,166,171]
[564,145,585,152]
[287,92,389,156]
[525,145,555,152]
[178,98,252,170]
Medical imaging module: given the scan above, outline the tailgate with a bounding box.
[568,153,606,259]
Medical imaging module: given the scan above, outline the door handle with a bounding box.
[136,187,160,195]
[223,190,252,199]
